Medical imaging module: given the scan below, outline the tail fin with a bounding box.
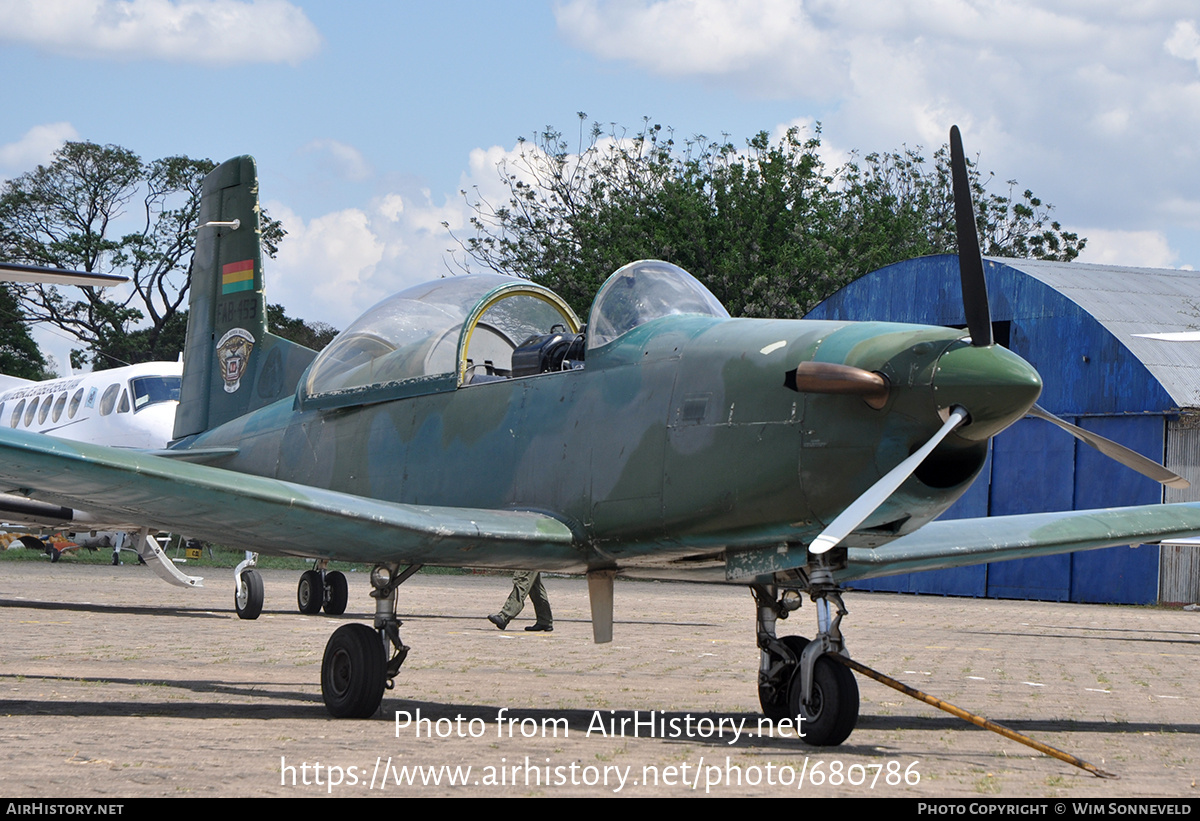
[174,156,317,440]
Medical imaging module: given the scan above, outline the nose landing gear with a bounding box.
[752,558,860,746]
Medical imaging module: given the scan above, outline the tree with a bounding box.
[453,116,1085,319]
[0,282,54,380]
[0,142,285,370]
[267,303,338,350]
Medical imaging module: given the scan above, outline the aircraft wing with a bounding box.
[0,262,128,287]
[0,428,582,570]
[838,504,1200,581]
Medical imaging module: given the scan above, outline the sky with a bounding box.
[3,0,1200,368]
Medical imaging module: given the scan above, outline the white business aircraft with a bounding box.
[0,263,202,587]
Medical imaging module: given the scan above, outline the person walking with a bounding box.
[488,570,553,631]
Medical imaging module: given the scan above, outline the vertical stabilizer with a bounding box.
[174,156,316,440]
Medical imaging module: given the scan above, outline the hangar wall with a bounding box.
[805,255,1199,604]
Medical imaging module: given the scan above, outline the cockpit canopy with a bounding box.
[587,260,729,349]
[300,261,729,409]
[302,275,580,407]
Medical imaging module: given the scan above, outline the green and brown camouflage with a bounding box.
[3,154,1197,584]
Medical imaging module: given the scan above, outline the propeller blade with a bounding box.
[1132,331,1200,342]
[784,362,890,409]
[809,407,969,554]
[1029,404,1189,489]
[0,262,128,288]
[949,126,993,347]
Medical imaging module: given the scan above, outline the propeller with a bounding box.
[950,125,993,348]
[1027,404,1189,489]
[800,126,1186,559]
[809,407,969,554]
[1133,331,1200,342]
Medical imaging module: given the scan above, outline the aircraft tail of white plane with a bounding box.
[174,156,318,440]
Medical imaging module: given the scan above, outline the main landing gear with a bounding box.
[298,562,349,615]
[753,558,859,747]
[321,563,419,718]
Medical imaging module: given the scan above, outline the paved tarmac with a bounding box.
[0,561,1197,797]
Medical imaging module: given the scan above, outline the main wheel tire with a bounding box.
[758,635,810,720]
[323,571,349,616]
[236,569,264,620]
[322,623,386,718]
[297,570,325,614]
[787,653,859,747]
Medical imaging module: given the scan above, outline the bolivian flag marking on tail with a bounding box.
[221,259,255,294]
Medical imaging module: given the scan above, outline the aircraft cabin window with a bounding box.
[11,399,24,428]
[38,397,52,424]
[24,397,39,427]
[131,375,181,410]
[99,384,120,416]
[588,260,729,350]
[67,388,83,419]
[118,389,131,413]
[52,392,67,422]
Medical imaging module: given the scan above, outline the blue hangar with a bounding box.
[806,255,1200,605]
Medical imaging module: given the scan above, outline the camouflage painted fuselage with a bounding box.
[186,312,1025,571]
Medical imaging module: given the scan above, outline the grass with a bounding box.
[0,539,470,574]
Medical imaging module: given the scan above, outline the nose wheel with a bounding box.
[787,649,859,746]
[753,572,860,747]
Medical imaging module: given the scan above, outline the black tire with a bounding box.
[787,653,859,747]
[236,569,264,620]
[322,623,386,718]
[323,571,349,616]
[758,635,810,720]
[297,570,324,615]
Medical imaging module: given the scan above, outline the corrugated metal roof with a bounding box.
[996,258,1200,408]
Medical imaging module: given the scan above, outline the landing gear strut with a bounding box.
[753,555,859,746]
[320,563,419,718]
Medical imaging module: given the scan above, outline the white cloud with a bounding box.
[259,137,589,327]
[0,0,321,65]
[264,203,387,327]
[556,0,847,97]
[0,122,78,176]
[262,180,481,328]
[556,1,1200,268]
[1077,229,1178,269]
[1165,20,1200,72]
[300,139,372,182]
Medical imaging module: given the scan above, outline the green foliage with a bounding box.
[0,283,54,379]
[454,116,1085,318]
[0,142,287,370]
[267,303,338,350]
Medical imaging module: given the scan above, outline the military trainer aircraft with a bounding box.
[3,127,1199,747]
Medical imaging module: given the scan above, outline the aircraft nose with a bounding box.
[931,343,1042,441]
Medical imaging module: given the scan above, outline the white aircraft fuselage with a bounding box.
[0,361,181,449]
